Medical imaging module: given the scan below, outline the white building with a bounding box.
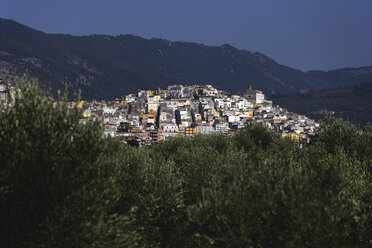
[243,85,265,104]
[196,125,216,135]
[102,106,117,115]
[162,124,179,133]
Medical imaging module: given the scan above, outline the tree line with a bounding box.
[0,77,371,247]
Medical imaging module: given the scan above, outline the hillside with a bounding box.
[271,82,372,126]
[1,18,372,99]
[307,67,372,88]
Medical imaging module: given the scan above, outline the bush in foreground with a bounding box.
[0,78,140,247]
[0,78,371,247]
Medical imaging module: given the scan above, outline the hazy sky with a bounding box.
[1,0,371,71]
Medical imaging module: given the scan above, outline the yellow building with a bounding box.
[185,127,196,137]
[141,112,157,118]
[146,90,155,96]
[178,100,190,107]
[194,113,202,121]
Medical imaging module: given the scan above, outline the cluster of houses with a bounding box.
[81,84,319,146]
[0,77,319,146]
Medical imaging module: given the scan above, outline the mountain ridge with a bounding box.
[271,82,372,126]
[1,17,372,99]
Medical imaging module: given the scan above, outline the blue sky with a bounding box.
[1,0,371,71]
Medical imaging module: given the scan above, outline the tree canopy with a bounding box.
[0,77,371,247]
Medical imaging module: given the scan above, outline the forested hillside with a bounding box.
[1,18,372,99]
[271,82,372,126]
[1,77,372,247]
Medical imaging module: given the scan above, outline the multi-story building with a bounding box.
[243,84,265,104]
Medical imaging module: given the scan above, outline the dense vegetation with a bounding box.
[1,78,372,248]
[1,18,372,99]
[271,82,372,126]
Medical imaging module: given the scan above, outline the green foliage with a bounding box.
[188,145,368,247]
[0,77,140,247]
[1,77,372,247]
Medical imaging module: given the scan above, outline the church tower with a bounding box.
[243,83,265,104]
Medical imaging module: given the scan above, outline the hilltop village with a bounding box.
[79,84,319,146]
[0,78,319,146]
